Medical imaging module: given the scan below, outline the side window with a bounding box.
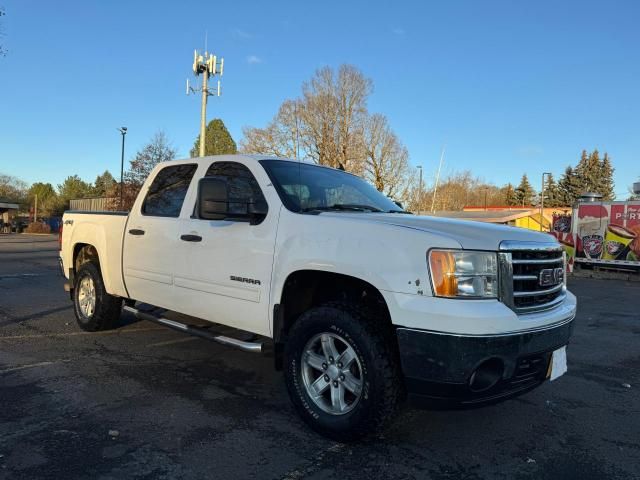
[204,162,267,216]
[142,164,197,217]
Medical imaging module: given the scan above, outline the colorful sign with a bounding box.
[553,201,640,268]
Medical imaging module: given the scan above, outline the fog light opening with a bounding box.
[469,358,504,392]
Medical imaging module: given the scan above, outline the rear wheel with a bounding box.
[284,302,404,441]
[73,262,122,331]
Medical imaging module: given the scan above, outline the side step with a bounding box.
[123,305,263,353]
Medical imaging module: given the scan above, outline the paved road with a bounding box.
[0,234,638,480]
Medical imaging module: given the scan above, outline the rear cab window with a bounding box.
[142,164,197,217]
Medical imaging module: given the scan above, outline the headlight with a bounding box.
[428,250,498,298]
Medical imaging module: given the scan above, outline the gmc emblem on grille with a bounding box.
[539,267,564,287]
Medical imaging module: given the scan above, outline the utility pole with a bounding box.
[541,172,551,231]
[34,194,38,222]
[118,127,127,210]
[187,50,224,157]
[430,145,445,213]
[416,165,423,215]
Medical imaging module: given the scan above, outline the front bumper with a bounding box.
[397,315,574,409]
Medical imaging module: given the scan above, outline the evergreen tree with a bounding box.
[543,173,562,207]
[557,166,580,205]
[190,119,237,157]
[502,183,518,206]
[599,153,615,200]
[573,149,590,194]
[93,170,116,196]
[57,175,92,210]
[515,174,536,206]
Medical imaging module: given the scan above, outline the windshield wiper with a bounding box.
[302,204,383,213]
[387,209,413,214]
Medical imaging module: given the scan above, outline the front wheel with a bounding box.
[283,302,404,441]
[73,262,122,332]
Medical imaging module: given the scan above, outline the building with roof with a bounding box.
[0,201,20,230]
[426,206,572,232]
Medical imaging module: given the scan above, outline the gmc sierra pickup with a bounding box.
[59,154,576,440]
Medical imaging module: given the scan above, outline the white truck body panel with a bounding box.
[61,213,128,297]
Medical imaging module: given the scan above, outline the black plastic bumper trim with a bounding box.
[397,318,574,409]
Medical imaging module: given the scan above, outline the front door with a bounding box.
[123,163,198,309]
[173,160,278,336]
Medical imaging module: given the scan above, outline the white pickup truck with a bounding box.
[60,154,576,440]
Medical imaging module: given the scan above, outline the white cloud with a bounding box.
[246,55,263,65]
[392,27,405,36]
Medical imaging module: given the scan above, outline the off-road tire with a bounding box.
[73,262,122,332]
[284,301,404,441]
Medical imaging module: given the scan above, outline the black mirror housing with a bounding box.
[198,177,229,220]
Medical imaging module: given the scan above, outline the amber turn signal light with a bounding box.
[429,250,458,297]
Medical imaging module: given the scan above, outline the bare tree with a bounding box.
[240,100,301,158]
[361,114,410,199]
[107,131,177,211]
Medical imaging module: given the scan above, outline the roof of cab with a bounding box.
[170,154,302,165]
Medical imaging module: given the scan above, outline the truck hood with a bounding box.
[318,212,556,250]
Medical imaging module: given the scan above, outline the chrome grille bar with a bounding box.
[498,240,565,315]
[513,283,564,297]
[512,258,563,264]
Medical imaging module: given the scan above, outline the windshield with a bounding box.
[260,160,405,214]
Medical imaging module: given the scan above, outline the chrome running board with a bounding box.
[122,305,263,353]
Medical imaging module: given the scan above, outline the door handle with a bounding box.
[128,229,145,236]
[180,234,202,242]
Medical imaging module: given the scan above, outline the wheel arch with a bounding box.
[273,269,394,369]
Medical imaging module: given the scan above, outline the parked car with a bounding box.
[59,155,576,440]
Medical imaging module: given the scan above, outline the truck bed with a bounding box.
[60,210,130,298]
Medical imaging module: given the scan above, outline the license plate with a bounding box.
[549,346,567,381]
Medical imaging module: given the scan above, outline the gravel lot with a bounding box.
[1,234,638,480]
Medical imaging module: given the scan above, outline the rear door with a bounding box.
[173,160,278,336]
[123,163,197,309]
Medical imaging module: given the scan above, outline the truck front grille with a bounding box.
[498,241,566,314]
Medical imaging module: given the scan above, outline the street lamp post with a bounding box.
[118,127,127,210]
[541,172,551,231]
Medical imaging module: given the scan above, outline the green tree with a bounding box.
[57,175,92,210]
[515,174,536,206]
[190,119,237,157]
[542,173,562,207]
[28,182,58,216]
[557,166,581,205]
[93,170,116,196]
[502,183,518,206]
[599,153,615,200]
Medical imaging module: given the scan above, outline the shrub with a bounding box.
[25,222,51,234]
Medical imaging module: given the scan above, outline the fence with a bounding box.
[69,197,116,212]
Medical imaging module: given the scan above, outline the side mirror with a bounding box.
[198,177,229,220]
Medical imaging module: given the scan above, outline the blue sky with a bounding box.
[1,0,638,198]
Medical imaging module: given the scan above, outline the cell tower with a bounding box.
[187,50,224,157]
